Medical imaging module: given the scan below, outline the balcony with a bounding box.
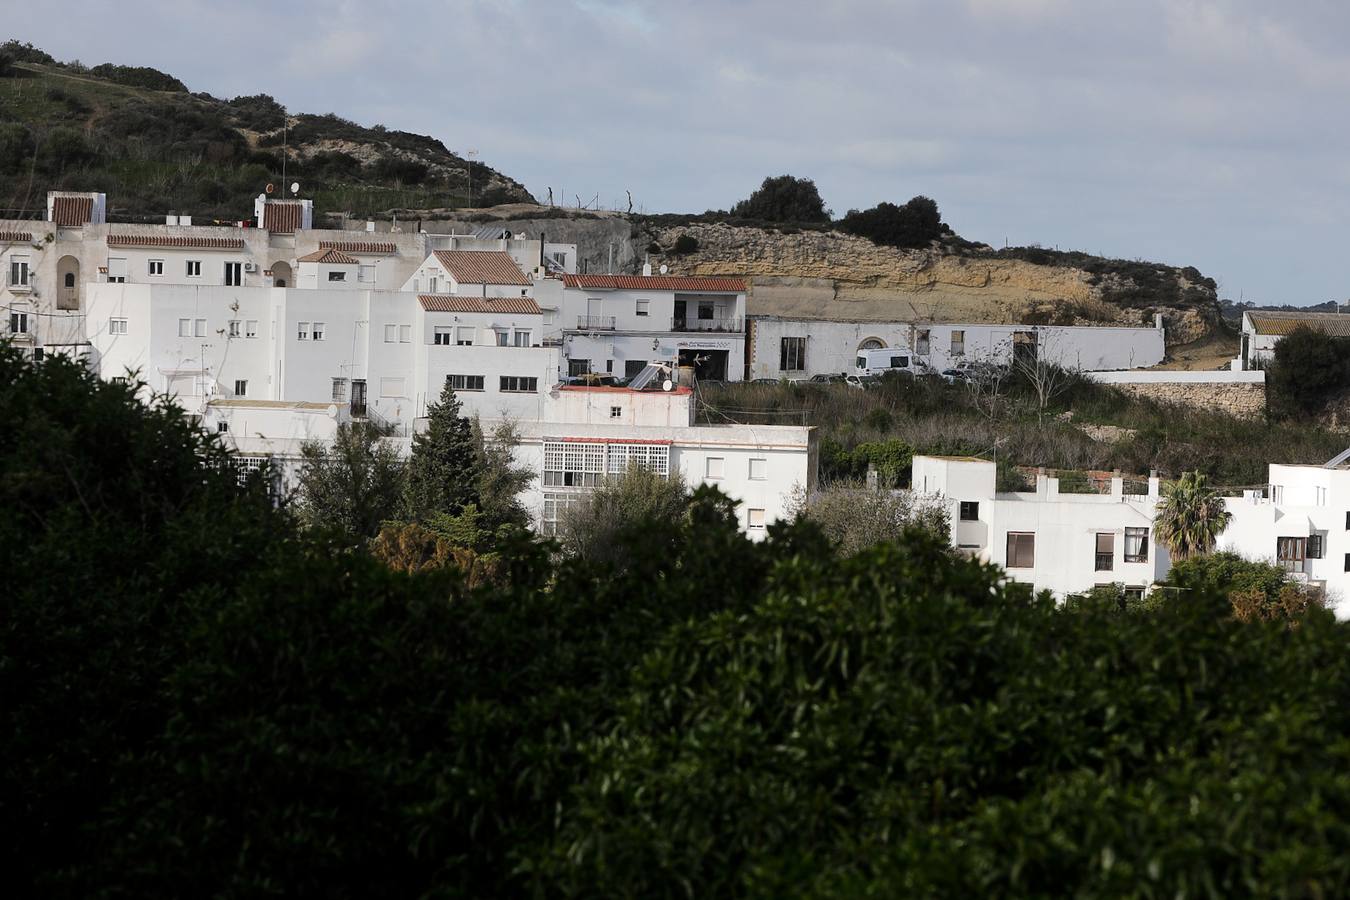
[576,315,616,331]
[671,316,743,333]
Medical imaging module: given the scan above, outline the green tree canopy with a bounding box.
[1266,325,1350,419]
[730,174,831,223]
[838,195,943,248]
[1155,470,1232,562]
[403,382,480,521]
[296,420,405,540]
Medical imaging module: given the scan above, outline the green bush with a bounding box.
[838,195,943,248]
[730,174,831,223]
[1266,326,1350,419]
[89,62,187,92]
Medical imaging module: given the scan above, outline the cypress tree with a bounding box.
[404,382,480,520]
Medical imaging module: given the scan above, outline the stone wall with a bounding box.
[1109,382,1266,419]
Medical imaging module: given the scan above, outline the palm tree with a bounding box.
[1155,471,1232,561]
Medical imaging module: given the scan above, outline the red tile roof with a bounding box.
[51,196,94,226]
[561,274,746,292]
[0,231,33,243]
[297,248,358,264]
[319,240,397,255]
[418,294,541,315]
[431,250,531,286]
[263,201,305,233]
[108,234,245,250]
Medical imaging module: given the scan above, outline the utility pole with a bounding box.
[465,149,478,208]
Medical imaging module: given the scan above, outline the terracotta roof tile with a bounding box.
[51,196,93,226]
[418,294,541,315]
[0,231,33,243]
[297,248,359,264]
[263,201,305,233]
[108,234,245,250]
[319,240,397,255]
[561,274,746,292]
[1247,311,1350,337]
[431,250,531,286]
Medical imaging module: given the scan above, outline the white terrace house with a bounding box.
[746,316,1167,380]
[86,283,558,432]
[1236,310,1350,371]
[912,455,1167,600]
[402,249,535,299]
[541,272,749,381]
[501,375,816,538]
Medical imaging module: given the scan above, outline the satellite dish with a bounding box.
[325,404,338,419]
[659,264,668,275]
[662,379,674,392]
[265,183,275,194]
[290,182,300,195]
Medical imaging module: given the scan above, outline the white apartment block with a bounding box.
[913,455,1167,599]
[747,316,1167,380]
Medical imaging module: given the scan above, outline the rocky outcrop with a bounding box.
[1110,382,1266,418]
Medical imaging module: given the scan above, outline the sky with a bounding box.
[10,0,1350,304]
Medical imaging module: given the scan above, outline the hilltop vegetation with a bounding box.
[0,41,533,222]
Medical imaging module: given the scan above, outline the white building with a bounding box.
[1237,310,1350,370]
[501,378,816,538]
[746,316,1167,380]
[912,455,1167,599]
[553,273,748,381]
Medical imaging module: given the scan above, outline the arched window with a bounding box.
[858,338,885,351]
[275,278,287,287]
[64,272,75,288]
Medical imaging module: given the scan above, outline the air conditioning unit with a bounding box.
[243,261,257,273]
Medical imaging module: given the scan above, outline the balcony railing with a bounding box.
[576,315,616,330]
[671,316,743,333]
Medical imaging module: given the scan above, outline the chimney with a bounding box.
[642,258,653,277]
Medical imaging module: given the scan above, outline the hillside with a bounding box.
[0,42,533,223]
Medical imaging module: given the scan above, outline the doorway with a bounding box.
[679,348,728,381]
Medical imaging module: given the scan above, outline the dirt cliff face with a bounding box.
[646,222,1218,345]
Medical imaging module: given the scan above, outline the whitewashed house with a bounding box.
[553,272,748,381]
[402,249,535,299]
[912,455,1167,599]
[1237,310,1350,370]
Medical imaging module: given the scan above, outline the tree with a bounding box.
[838,196,943,248]
[296,421,405,541]
[1155,470,1232,562]
[473,420,532,533]
[558,466,689,566]
[791,484,949,555]
[1266,326,1350,419]
[1010,334,1078,424]
[403,382,479,521]
[730,174,830,223]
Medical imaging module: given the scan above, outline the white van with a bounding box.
[855,348,923,377]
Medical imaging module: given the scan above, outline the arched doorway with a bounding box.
[858,337,886,351]
[271,260,292,288]
[56,255,80,310]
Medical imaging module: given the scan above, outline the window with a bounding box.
[332,378,348,401]
[328,270,346,282]
[456,326,474,346]
[500,376,538,393]
[543,442,607,487]
[610,405,622,419]
[434,326,453,346]
[1271,485,1284,504]
[1277,536,1307,574]
[1124,586,1145,603]
[605,359,614,373]
[569,358,591,377]
[890,355,909,369]
[384,324,397,343]
[513,330,531,347]
[148,259,164,276]
[9,311,29,333]
[747,508,766,530]
[224,262,243,286]
[1124,527,1149,563]
[915,329,930,354]
[636,299,650,317]
[748,458,767,480]
[106,258,127,283]
[358,264,375,283]
[428,276,438,293]
[958,501,979,521]
[186,260,202,277]
[1007,532,1035,568]
[780,337,806,371]
[399,325,411,343]
[109,317,128,335]
[950,329,965,356]
[706,457,724,479]
[297,321,310,340]
[216,421,229,434]
[625,360,647,378]
[698,303,714,320]
[228,320,241,338]
[1344,552,1350,573]
[1316,486,1328,507]
[233,379,248,397]
[551,251,567,267]
[9,257,30,286]
[380,377,405,398]
[447,374,485,391]
[311,322,325,341]
[541,491,583,535]
[246,320,258,338]
[178,318,191,337]
[1095,533,1114,572]
[64,272,75,288]
[1309,532,1325,559]
[496,330,509,347]
[194,319,206,338]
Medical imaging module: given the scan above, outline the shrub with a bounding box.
[730,174,831,223]
[89,63,188,92]
[371,155,429,185]
[794,486,949,554]
[1266,326,1350,419]
[0,40,54,64]
[226,93,286,131]
[39,126,97,172]
[838,195,943,248]
[558,466,690,568]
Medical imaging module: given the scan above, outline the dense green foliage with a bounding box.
[403,383,480,521]
[1164,552,1322,623]
[701,374,1344,487]
[838,195,944,248]
[1155,471,1232,561]
[8,345,1350,897]
[1267,326,1350,420]
[0,45,531,220]
[730,174,831,223]
[296,421,406,542]
[558,465,691,567]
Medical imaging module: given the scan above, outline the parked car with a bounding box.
[750,377,783,385]
[939,368,971,384]
[808,373,847,384]
[565,373,621,387]
[845,374,880,390]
